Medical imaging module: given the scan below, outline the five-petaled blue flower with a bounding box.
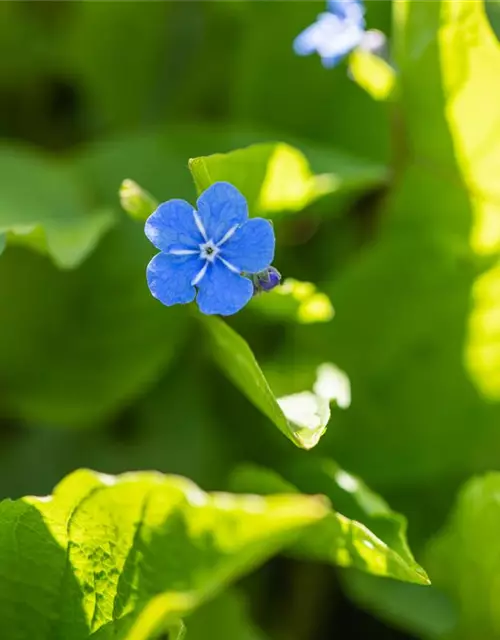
[145,182,275,316]
[293,0,385,69]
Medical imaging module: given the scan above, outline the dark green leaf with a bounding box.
[341,571,455,640]
[0,222,187,427]
[185,590,267,640]
[426,473,500,639]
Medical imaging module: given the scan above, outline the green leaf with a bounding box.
[306,0,500,487]
[0,469,327,640]
[0,145,114,268]
[184,590,268,640]
[348,50,396,102]
[119,180,159,222]
[393,0,500,403]
[168,621,187,640]
[426,473,500,639]
[201,316,332,449]
[341,571,456,640]
[485,0,500,41]
[188,142,387,217]
[0,221,188,427]
[250,278,334,324]
[231,461,430,586]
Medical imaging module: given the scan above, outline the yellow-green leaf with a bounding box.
[0,469,327,640]
[231,461,430,586]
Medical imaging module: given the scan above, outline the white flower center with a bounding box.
[199,240,219,262]
[170,211,243,287]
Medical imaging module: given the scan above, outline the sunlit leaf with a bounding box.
[349,50,396,102]
[308,0,500,486]
[395,0,500,400]
[250,278,334,324]
[231,462,430,585]
[119,179,158,222]
[0,469,327,639]
[189,142,387,217]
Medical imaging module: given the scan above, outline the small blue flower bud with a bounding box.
[252,266,282,295]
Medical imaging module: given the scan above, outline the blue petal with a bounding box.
[196,182,248,244]
[145,199,203,253]
[220,218,275,274]
[196,259,253,316]
[294,17,327,57]
[147,252,203,306]
[327,0,365,26]
[294,13,364,67]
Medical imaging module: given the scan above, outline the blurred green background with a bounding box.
[3,1,500,638]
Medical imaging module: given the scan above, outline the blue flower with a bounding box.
[327,0,365,24]
[145,182,275,316]
[294,0,385,69]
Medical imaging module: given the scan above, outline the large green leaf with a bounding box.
[0,146,113,268]
[0,222,187,427]
[0,469,327,640]
[231,461,429,586]
[188,142,387,217]
[202,316,331,450]
[302,0,500,487]
[425,473,500,640]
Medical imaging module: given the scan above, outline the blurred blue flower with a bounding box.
[252,266,282,295]
[294,0,386,68]
[327,0,365,24]
[145,182,275,316]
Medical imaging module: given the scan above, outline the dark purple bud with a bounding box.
[252,266,282,295]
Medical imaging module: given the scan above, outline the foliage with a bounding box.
[0,0,499,638]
